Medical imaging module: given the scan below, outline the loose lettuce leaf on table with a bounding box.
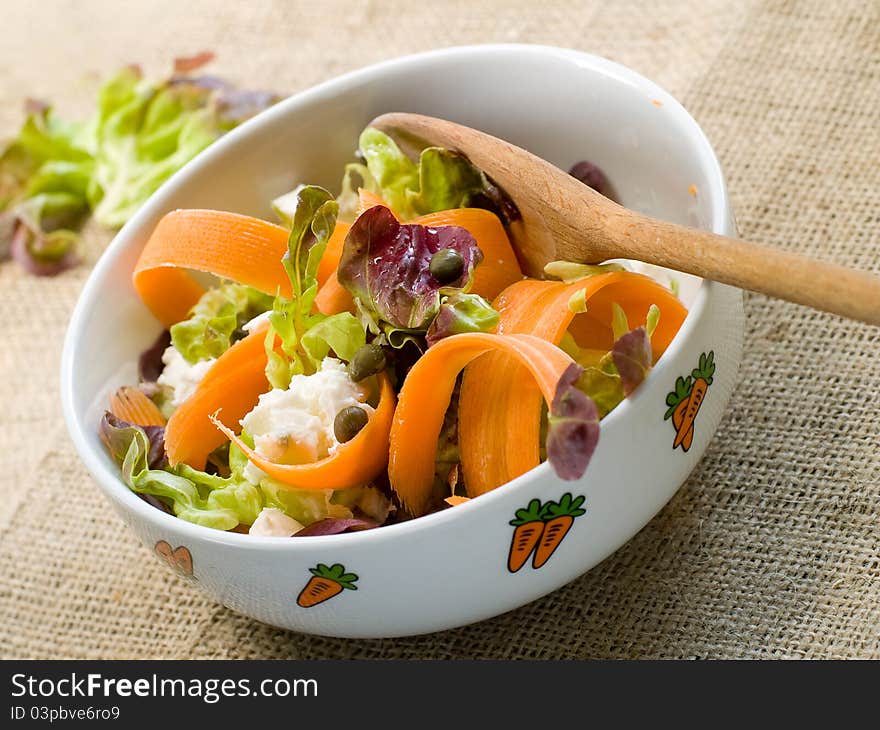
[0,59,278,275]
[0,103,93,273]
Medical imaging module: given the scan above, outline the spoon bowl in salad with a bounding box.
[61,44,743,638]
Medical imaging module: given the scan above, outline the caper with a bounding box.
[334,406,369,443]
[429,248,465,284]
[348,343,387,382]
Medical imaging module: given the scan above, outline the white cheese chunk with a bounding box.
[248,507,304,537]
[240,357,374,479]
[156,346,216,407]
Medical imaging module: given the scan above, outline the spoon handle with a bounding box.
[568,205,880,325]
[372,112,880,325]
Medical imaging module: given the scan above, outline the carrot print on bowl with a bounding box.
[507,493,586,573]
[664,351,716,452]
[297,563,359,608]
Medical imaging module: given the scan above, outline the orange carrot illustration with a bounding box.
[671,396,693,452]
[664,351,714,452]
[532,493,586,569]
[507,499,548,573]
[297,563,359,608]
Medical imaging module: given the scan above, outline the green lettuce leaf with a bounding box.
[101,413,263,530]
[355,127,517,222]
[259,478,351,526]
[357,127,419,219]
[170,282,273,363]
[543,260,625,283]
[1,61,277,275]
[89,67,221,226]
[0,103,93,272]
[300,312,366,364]
[264,185,351,388]
[425,292,498,346]
[335,162,377,223]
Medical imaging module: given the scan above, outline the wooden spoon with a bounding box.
[370,112,880,325]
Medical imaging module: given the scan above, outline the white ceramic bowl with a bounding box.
[61,44,744,638]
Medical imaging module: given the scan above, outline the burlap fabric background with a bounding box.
[0,0,877,659]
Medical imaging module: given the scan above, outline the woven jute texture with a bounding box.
[0,0,877,659]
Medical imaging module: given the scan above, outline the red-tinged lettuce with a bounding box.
[568,160,609,196]
[546,363,600,480]
[425,292,498,347]
[138,330,171,382]
[1,58,278,276]
[294,517,379,536]
[100,411,167,470]
[611,326,652,396]
[338,205,483,330]
[100,411,262,530]
[10,219,80,276]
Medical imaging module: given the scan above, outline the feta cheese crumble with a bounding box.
[157,346,216,407]
[242,310,271,334]
[240,357,374,483]
[248,507,304,537]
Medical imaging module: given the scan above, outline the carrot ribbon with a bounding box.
[164,317,395,491]
[164,321,272,469]
[459,272,687,496]
[213,372,395,491]
[388,332,576,516]
[133,210,293,327]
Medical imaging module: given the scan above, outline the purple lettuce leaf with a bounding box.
[140,493,173,514]
[546,363,599,480]
[294,517,379,536]
[337,205,483,330]
[9,220,79,276]
[100,411,167,470]
[568,160,608,196]
[611,326,652,396]
[138,330,171,382]
[425,292,498,347]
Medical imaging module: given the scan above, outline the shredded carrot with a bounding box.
[164,321,271,469]
[109,386,166,427]
[444,496,471,506]
[133,210,291,327]
[213,373,396,491]
[459,272,687,496]
[388,332,575,516]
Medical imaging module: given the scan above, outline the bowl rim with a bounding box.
[60,42,731,551]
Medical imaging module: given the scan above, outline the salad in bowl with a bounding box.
[100,125,689,539]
